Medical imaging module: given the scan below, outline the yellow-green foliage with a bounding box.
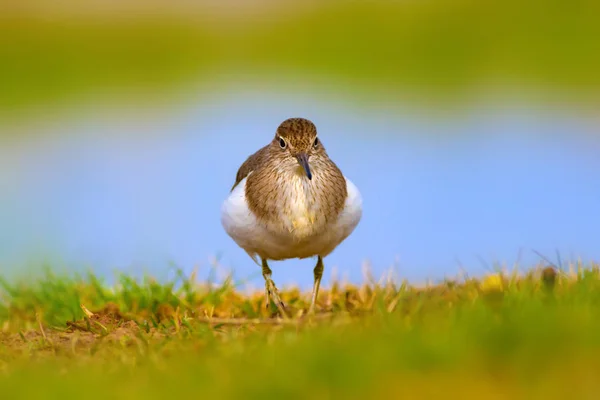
[1,263,600,398]
[2,0,600,122]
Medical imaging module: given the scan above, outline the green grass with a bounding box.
[1,263,600,398]
[2,0,600,125]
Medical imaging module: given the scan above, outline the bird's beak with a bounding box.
[296,152,312,180]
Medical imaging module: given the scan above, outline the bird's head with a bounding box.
[271,117,325,180]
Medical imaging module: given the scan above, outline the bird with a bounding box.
[220,117,362,315]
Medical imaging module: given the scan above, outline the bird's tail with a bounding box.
[245,250,261,267]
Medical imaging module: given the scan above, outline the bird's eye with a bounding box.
[313,137,319,148]
[279,137,286,148]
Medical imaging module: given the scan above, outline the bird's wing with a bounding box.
[231,145,269,192]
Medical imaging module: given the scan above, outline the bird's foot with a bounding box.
[264,278,288,317]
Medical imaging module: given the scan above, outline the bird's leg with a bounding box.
[261,258,287,316]
[309,256,324,314]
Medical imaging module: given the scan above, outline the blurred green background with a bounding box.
[2,0,599,126]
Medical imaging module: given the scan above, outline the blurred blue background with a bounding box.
[1,1,599,288]
[2,86,599,288]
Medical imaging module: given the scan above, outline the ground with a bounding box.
[1,264,600,398]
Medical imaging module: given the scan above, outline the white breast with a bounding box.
[220,174,362,262]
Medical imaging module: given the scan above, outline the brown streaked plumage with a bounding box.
[221,117,363,316]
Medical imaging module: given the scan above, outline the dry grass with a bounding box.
[0,262,599,398]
